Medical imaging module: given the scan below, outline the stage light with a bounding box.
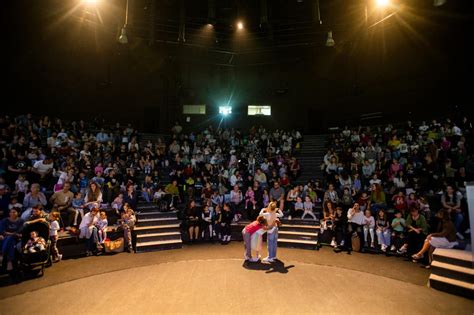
[83,0,100,5]
[237,21,244,30]
[433,0,446,6]
[326,31,335,47]
[375,0,390,7]
[118,0,129,44]
[219,106,232,116]
[118,27,128,44]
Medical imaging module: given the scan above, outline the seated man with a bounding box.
[23,204,48,227]
[49,182,75,229]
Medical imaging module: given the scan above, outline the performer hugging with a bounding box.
[242,216,268,262]
[259,201,283,263]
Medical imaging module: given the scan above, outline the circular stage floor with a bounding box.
[1,257,473,314]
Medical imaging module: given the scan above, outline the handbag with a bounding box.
[351,233,361,252]
[104,237,124,253]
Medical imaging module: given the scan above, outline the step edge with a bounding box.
[277,238,318,245]
[137,239,183,247]
[429,274,474,290]
[431,261,474,275]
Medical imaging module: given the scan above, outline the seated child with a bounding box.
[289,196,304,220]
[363,209,375,248]
[302,196,316,220]
[153,188,165,203]
[418,196,431,219]
[111,193,124,212]
[242,216,268,262]
[72,192,85,226]
[375,209,391,252]
[201,205,213,240]
[96,211,108,244]
[24,231,46,253]
[9,197,23,210]
[390,211,406,251]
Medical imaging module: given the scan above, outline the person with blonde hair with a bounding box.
[259,201,283,263]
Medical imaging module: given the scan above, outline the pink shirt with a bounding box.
[244,221,264,235]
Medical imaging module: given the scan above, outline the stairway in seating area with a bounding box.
[277,218,320,250]
[295,134,328,185]
[135,202,183,253]
[429,248,473,299]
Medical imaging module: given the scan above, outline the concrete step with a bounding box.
[278,230,319,238]
[137,231,182,242]
[135,224,181,234]
[277,238,318,250]
[429,274,474,299]
[279,225,321,233]
[137,218,180,226]
[137,211,178,219]
[433,249,473,269]
[280,218,320,226]
[431,261,474,283]
[136,239,183,252]
[137,204,158,210]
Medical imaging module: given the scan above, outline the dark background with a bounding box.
[2,0,473,132]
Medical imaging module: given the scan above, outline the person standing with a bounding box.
[242,216,268,262]
[259,201,283,263]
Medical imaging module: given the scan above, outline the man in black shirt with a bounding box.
[7,152,31,186]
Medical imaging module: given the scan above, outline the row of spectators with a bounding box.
[1,112,472,272]
[315,117,472,265]
[0,113,305,271]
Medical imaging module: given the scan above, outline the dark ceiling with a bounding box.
[2,0,473,129]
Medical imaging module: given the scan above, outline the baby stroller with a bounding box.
[18,221,52,277]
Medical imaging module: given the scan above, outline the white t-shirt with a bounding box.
[50,220,60,237]
[453,126,462,136]
[15,179,29,192]
[33,160,54,175]
[347,209,365,225]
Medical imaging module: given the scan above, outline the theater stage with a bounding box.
[1,243,473,314]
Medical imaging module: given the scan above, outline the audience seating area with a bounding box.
[0,113,473,299]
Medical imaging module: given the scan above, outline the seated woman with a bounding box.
[21,183,47,221]
[346,203,365,252]
[79,207,101,256]
[397,207,429,255]
[0,208,24,272]
[186,201,201,243]
[412,209,458,266]
[84,182,103,210]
